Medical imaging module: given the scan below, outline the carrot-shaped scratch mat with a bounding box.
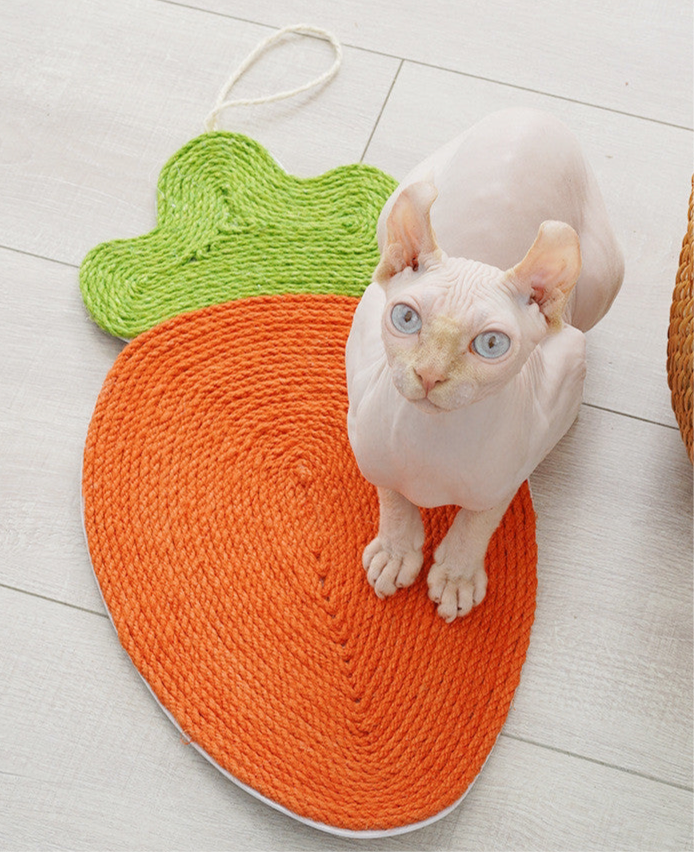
[80,26,538,837]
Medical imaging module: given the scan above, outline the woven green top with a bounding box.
[80,132,397,339]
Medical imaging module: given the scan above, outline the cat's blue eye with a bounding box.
[472,331,511,359]
[391,303,422,334]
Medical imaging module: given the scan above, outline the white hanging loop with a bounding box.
[204,24,343,132]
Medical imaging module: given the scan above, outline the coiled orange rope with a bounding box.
[82,293,537,833]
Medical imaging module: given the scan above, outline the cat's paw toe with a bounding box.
[427,561,487,622]
[362,539,423,599]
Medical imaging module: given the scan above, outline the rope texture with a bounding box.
[667,176,693,462]
[79,132,396,339]
[82,294,538,832]
[204,24,343,132]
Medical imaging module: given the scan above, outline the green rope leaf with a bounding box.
[80,132,396,339]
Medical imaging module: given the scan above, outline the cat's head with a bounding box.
[373,182,582,413]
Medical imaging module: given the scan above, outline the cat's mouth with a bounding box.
[411,397,445,415]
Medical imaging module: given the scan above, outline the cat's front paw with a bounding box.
[427,558,487,623]
[362,538,424,599]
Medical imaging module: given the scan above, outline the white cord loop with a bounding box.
[204,24,343,132]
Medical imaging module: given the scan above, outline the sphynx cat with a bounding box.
[346,108,624,622]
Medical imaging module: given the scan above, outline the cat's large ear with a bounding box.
[374,181,442,286]
[510,220,582,328]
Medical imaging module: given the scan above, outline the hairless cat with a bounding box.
[346,108,624,622]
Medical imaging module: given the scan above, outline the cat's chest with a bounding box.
[346,364,532,511]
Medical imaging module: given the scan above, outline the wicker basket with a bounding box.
[667,177,694,462]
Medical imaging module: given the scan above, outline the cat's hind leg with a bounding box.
[427,497,512,622]
[363,487,425,599]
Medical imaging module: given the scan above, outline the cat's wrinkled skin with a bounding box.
[346,109,624,622]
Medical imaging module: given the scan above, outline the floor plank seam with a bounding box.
[399,59,694,132]
[0,582,108,619]
[0,244,80,269]
[581,401,681,432]
[502,732,694,792]
[360,59,404,163]
[155,0,275,33]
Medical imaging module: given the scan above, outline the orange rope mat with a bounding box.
[82,294,537,834]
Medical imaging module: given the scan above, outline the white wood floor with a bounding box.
[1,1,692,849]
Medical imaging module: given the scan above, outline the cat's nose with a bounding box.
[415,367,447,395]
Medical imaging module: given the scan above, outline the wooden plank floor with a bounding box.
[1,1,692,849]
